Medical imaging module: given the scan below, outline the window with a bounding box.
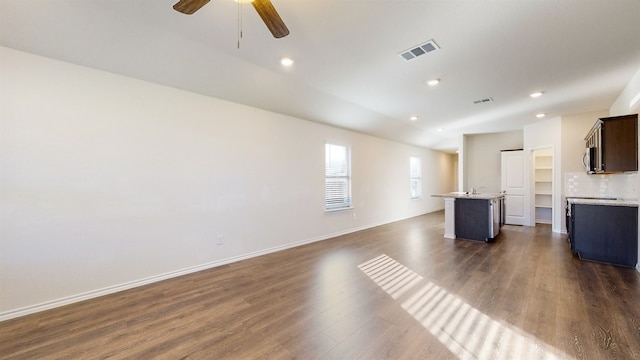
[325,143,351,211]
[410,156,422,199]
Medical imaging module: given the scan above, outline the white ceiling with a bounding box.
[2,0,639,151]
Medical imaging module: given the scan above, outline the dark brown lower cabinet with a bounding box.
[571,203,638,267]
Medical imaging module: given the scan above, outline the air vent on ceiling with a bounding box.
[398,39,440,61]
[473,97,494,104]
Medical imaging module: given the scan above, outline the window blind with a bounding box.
[325,143,351,210]
[410,156,422,199]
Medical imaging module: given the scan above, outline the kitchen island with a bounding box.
[432,193,505,242]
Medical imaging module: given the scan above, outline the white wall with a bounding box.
[458,134,467,192]
[0,47,456,319]
[560,110,609,174]
[610,66,640,116]
[462,131,523,193]
[524,117,562,232]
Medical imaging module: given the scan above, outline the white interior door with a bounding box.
[501,150,527,225]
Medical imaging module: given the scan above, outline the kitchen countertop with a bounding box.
[567,197,639,207]
[432,192,505,200]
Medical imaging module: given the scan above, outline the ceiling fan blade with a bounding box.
[173,0,211,15]
[251,0,290,38]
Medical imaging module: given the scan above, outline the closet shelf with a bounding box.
[534,150,553,225]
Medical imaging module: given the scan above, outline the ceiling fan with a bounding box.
[173,0,290,39]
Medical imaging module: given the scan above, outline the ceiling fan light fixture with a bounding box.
[173,0,211,14]
[173,0,289,38]
[252,0,290,38]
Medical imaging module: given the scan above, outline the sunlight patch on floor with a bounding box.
[358,254,570,360]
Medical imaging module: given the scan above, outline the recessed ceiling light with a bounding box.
[530,91,543,98]
[437,128,444,132]
[280,57,294,67]
[410,116,419,121]
[536,113,546,118]
[427,78,440,86]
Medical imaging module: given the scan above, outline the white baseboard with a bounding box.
[0,222,382,322]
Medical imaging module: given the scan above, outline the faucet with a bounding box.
[470,186,485,194]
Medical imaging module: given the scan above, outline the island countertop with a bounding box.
[432,192,505,200]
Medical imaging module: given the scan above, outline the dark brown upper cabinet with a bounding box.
[585,114,638,174]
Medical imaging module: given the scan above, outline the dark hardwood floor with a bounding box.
[2,211,640,359]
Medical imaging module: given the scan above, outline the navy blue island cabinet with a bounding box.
[570,203,638,268]
[454,197,501,242]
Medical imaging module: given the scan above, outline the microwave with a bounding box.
[583,120,602,174]
[583,147,598,174]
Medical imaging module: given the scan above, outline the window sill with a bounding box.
[325,207,353,214]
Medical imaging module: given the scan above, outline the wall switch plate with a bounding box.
[217,234,224,245]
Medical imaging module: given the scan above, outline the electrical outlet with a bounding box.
[217,234,224,245]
